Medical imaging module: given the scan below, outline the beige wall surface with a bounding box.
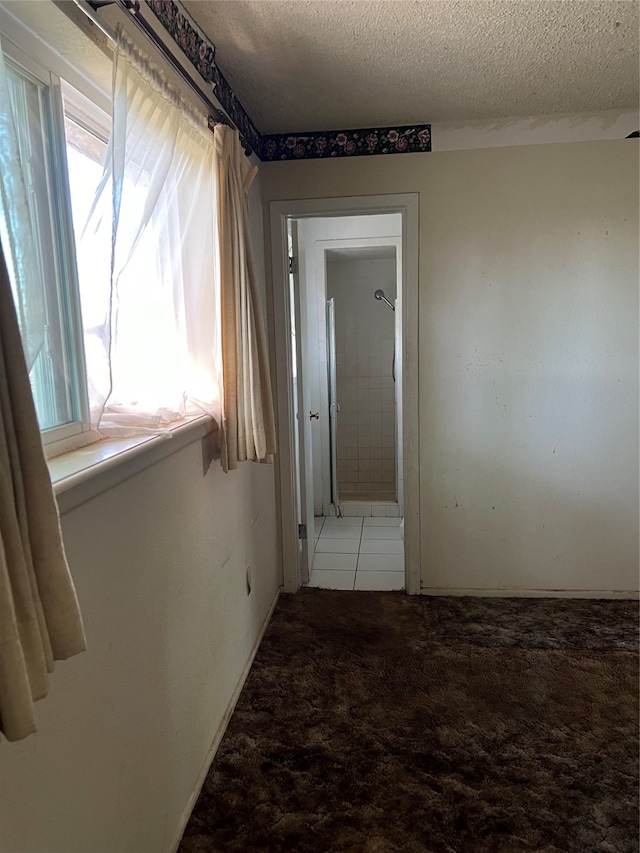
[261,141,639,594]
[0,442,279,853]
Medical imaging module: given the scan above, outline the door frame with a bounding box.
[269,194,420,595]
[287,220,314,583]
[308,233,403,516]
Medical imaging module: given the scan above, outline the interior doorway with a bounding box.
[324,242,401,510]
[290,215,404,590]
[270,195,420,595]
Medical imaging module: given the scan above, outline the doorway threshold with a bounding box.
[339,501,401,518]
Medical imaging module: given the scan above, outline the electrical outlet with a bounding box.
[246,565,252,595]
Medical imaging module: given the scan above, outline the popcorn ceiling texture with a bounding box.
[183,0,639,134]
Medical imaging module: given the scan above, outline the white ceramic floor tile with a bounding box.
[359,539,404,555]
[361,526,403,540]
[358,553,405,572]
[315,538,361,554]
[354,570,404,590]
[320,526,363,539]
[314,520,325,536]
[313,553,358,570]
[363,517,403,527]
[308,570,356,590]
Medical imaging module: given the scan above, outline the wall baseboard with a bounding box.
[168,587,282,853]
[420,586,639,599]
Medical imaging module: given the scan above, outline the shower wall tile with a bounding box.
[328,255,397,503]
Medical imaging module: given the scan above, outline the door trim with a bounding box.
[269,194,420,595]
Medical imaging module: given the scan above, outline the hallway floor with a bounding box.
[308,515,404,590]
[179,592,639,852]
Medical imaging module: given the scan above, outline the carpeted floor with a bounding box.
[179,592,639,853]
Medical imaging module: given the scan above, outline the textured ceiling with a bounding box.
[183,0,639,134]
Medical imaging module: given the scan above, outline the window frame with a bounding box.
[1,36,99,453]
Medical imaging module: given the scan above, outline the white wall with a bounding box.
[432,108,639,152]
[0,438,279,853]
[262,140,639,595]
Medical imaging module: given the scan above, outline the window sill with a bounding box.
[49,415,218,515]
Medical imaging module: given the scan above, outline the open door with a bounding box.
[288,220,316,584]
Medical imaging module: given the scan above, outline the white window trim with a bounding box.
[50,414,218,514]
[1,11,109,452]
[41,422,96,459]
[3,48,91,445]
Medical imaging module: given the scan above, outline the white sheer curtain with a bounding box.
[80,26,222,435]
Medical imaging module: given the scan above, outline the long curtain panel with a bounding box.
[213,125,276,471]
[80,27,223,436]
[0,242,86,743]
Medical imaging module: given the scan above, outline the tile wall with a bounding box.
[327,255,397,502]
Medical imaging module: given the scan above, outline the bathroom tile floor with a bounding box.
[307,516,404,591]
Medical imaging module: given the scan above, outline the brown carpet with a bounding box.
[179,591,639,853]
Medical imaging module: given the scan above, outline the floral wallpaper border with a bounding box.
[144,0,432,161]
[145,0,262,156]
[261,126,431,160]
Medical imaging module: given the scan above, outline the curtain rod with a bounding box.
[71,0,232,130]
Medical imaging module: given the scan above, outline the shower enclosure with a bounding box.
[326,249,399,506]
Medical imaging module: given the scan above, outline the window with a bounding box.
[1,21,226,452]
[0,53,90,445]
